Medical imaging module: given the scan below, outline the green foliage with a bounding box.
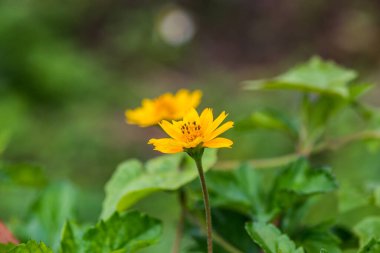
[354,217,380,248]
[16,182,77,250]
[101,149,217,218]
[2,56,380,253]
[236,109,298,139]
[60,211,162,253]
[4,241,53,253]
[204,163,272,222]
[273,158,337,204]
[0,162,47,187]
[245,222,305,253]
[244,56,357,98]
[297,223,342,253]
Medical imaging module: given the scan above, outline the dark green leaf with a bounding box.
[298,224,342,253]
[101,149,217,219]
[244,56,357,98]
[245,221,304,253]
[60,211,162,253]
[273,158,338,206]
[205,163,271,220]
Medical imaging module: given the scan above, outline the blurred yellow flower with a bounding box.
[149,108,233,153]
[126,89,202,127]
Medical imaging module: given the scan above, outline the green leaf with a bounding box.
[298,224,342,253]
[60,211,162,253]
[354,217,380,247]
[301,94,347,144]
[244,56,357,98]
[236,109,298,138]
[101,149,217,219]
[0,244,16,253]
[348,84,373,100]
[357,238,380,253]
[6,241,52,253]
[337,183,373,213]
[245,221,304,253]
[205,163,271,220]
[18,182,77,250]
[273,158,338,207]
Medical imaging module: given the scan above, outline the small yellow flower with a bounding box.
[148,108,233,153]
[125,89,202,127]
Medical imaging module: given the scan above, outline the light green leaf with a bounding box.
[354,217,380,247]
[244,56,357,98]
[101,149,217,219]
[245,222,304,253]
[18,182,77,250]
[348,84,373,100]
[0,243,16,253]
[6,241,52,253]
[60,211,162,253]
[357,238,380,253]
[236,109,298,138]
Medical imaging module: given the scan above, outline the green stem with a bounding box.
[215,153,301,170]
[195,156,213,253]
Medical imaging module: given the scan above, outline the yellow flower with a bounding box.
[148,108,233,153]
[125,89,202,127]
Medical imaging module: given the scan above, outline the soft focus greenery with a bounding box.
[1,1,380,253]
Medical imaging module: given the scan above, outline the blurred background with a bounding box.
[1,0,380,251]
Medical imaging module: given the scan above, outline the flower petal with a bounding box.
[205,121,234,141]
[200,108,213,130]
[189,90,202,107]
[203,137,233,148]
[183,107,200,123]
[148,138,184,153]
[159,120,183,141]
[204,111,228,136]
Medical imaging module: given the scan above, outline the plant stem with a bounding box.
[171,191,186,253]
[186,211,243,253]
[215,153,301,170]
[195,157,213,253]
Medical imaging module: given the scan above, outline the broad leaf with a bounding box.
[236,109,298,138]
[245,221,304,253]
[101,149,217,218]
[244,56,357,98]
[60,211,162,253]
[337,183,376,213]
[354,217,380,247]
[298,224,342,253]
[205,163,270,220]
[357,238,380,253]
[18,182,77,250]
[273,158,338,207]
[6,241,52,253]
